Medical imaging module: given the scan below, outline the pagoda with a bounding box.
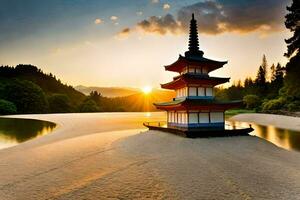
[153,14,242,133]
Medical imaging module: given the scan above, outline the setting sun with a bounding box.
[142,86,152,94]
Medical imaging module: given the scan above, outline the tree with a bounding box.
[270,64,276,82]
[0,99,17,115]
[261,54,268,80]
[256,55,268,85]
[268,63,285,98]
[3,80,48,113]
[79,99,99,112]
[48,94,72,113]
[284,0,300,58]
[283,0,300,99]
[244,77,254,88]
[243,95,260,109]
[89,91,102,103]
[255,55,269,96]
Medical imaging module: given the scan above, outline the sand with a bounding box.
[0,112,300,199]
[231,113,300,132]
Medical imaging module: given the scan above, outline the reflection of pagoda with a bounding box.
[154,14,242,132]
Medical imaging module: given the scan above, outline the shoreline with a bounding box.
[0,113,299,199]
[230,113,300,132]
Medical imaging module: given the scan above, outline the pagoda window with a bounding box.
[182,112,187,124]
[189,87,197,96]
[188,113,198,124]
[184,87,188,96]
[199,112,209,123]
[196,68,201,74]
[206,88,213,96]
[168,112,172,123]
[210,112,224,123]
[198,87,205,96]
[171,112,175,123]
[176,87,187,98]
[202,68,208,74]
[188,67,195,73]
[179,112,187,124]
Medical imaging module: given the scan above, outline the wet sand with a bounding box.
[0,113,300,199]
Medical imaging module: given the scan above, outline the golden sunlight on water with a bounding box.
[228,120,300,152]
[0,118,56,149]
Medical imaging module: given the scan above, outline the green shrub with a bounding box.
[79,99,99,112]
[287,101,300,112]
[0,99,17,115]
[243,94,260,109]
[262,97,286,111]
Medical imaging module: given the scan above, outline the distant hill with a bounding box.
[124,89,175,111]
[97,89,175,111]
[0,64,86,113]
[0,64,176,114]
[75,86,176,111]
[75,85,139,97]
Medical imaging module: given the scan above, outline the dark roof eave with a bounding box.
[154,99,242,107]
[161,76,230,89]
[164,55,228,70]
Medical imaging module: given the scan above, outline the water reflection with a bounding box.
[0,118,56,149]
[228,120,300,152]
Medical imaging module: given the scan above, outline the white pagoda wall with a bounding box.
[167,111,224,128]
[182,66,208,75]
[176,87,188,98]
[175,87,214,99]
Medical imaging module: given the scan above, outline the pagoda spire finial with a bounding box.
[185,13,204,58]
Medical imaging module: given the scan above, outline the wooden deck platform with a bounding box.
[143,122,254,138]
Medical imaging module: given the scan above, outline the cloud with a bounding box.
[110,16,118,21]
[120,0,287,36]
[137,14,182,35]
[116,28,131,39]
[136,11,143,16]
[163,3,171,10]
[151,0,159,3]
[94,18,103,25]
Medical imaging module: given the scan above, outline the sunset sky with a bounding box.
[0,0,292,88]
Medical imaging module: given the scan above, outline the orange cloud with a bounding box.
[94,18,103,25]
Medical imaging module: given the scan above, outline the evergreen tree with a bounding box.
[255,55,269,97]
[269,63,285,98]
[283,0,300,99]
[256,66,266,86]
[284,0,300,58]
[261,55,268,81]
[270,64,276,82]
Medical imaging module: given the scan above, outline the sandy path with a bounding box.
[0,113,300,199]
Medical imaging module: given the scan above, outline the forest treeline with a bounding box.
[215,55,295,112]
[0,64,173,114]
[216,0,300,113]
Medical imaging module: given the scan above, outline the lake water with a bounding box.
[0,113,299,152]
[0,118,56,149]
[227,120,300,152]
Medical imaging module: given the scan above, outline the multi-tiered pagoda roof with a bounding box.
[144,14,252,137]
[155,14,241,110]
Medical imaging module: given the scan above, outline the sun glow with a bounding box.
[142,86,152,94]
